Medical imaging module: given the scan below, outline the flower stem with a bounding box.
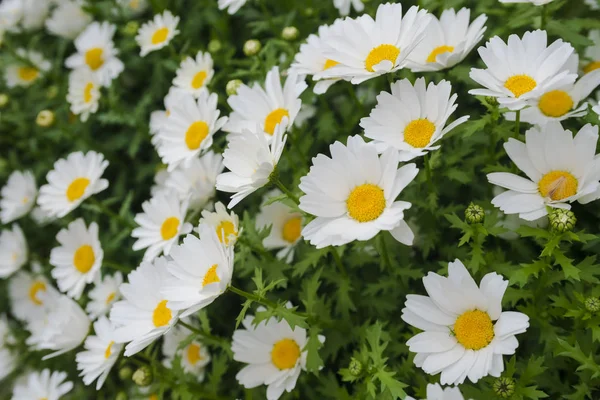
[378,234,392,270]
[329,246,347,277]
[104,261,131,274]
[424,153,434,193]
[514,110,521,139]
[177,320,230,350]
[272,177,300,205]
[228,285,279,309]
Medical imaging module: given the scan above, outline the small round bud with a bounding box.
[493,377,515,398]
[303,7,314,17]
[119,366,133,381]
[226,79,243,96]
[485,96,499,106]
[208,39,222,53]
[243,39,261,56]
[115,392,128,400]
[585,297,600,313]
[124,21,139,36]
[465,202,484,224]
[0,94,9,108]
[132,365,152,387]
[281,26,299,41]
[36,110,55,127]
[548,209,576,233]
[46,85,59,99]
[348,357,363,376]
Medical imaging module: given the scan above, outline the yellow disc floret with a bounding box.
[538,90,573,117]
[504,75,537,98]
[73,244,96,273]
[105,341,114,359]
[426,45,455,63]
[160,217,180,240]
[215,220,237,245]
[282,217,302,243]
[323,59,339,70]
[17,67,39,82]
[66,177,90,202]
[191,71,208,89]
[264,108,290,135]
[538,170,578,201]
[346,184,386,222]
[186,343,203,365]
[85,48,104,71]
[453,310,495,350]
[403,119,436,148]
[152,300,172,327]
[202,264,220,287]
[271,338,301,370]
[365,44,400,72]
[185,121,209,150]
[151,27,169,45]
[29,281,47,306]
[584,61,600,74]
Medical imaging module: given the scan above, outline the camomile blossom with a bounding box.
[11,369,73,400]
[45,0,92,40]
[499,0,554,4]
[407,8,487,72]
[150,87,185,145]
[1,170,37,223]
[131,190,192,261]
[136,10,180,57]
[50,219,103,300]
[37,151,109,218]
[67,68,101,122]
[0,0,22,32]
[4,49,50,88]
[76,316,123,390]
[110,258,178,356]
[332,0,364,16]
[172,51,214,97]
[488,122,600,220]
[0,315,17,380]
[65,21,124,87]
[299,135,418,248]
[117,0,149,16]
[157,91,227,171]
[150,168,170,196]
[469,30,577,111]
[86,272,123,320]
[583,30,600,74]
[197,202,240,246]
[218,0,247,15]
[0,224,27,278]
[162,321,211,380]
[316,3,432,84]
[360,78,468,161]
[402,259,529,385]
[9,265,59,323]
[406,383,469,400]
[0,0,51,32]
[162,224,234,318]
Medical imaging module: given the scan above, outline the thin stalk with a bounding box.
[378,234,392,270]
[272,177,300,205]
[424,153,434,193]
[228,285,279,309]
[178,320,230,349]
[330,246,347,277]
[514,110,521,139]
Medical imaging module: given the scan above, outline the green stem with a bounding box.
[89,198,136,228]
[104,261,131,274]
[330,246,347,277]
[178,320,230,350]
[514,110,521,139]
[378,234,392,269]
[238,236,274,260]
[424,153,434,193]
[228,284,279,309]
[272,177,300,205]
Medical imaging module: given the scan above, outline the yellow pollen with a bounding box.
[149,395,158,400]
[17,66,39,82]
[152,300,172,327]
[73,245,95,273]
[29,281,47,306]
[504,75,537,98]
[282,217,302,243]
[66,177,90,202]
[151,27,169,45]
[271,338,301,370]
[85,48,104,71]
[426,45,455,63]
[584,61,600,74]
[453,310,494,350]
[160,217,180,240]
[191,71,208,89]
[216,220,237,245]
[104,341,114,359]
[83,82,94,103]
[105,292,116,305]
[403,118,436,148]
[130,0,140,8]
[186,343,203,365]
[264,108,289,135]
[185,121,209,150]
[323,59,339,70]
[365,44,400,72]
[22,196,29,204]
[346,184,386,223]
[538,170,578,201]
[538,90,573,117]
[202,264,220,287]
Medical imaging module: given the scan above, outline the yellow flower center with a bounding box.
[323,59,339,70]
[151,27,169,45]
[264,108,289,135]
[160,217,180,240]
[202,264,220,287]
[17,66,39,82]
[104,341,114,359]
[538,90,574,117]
[426,45,455,63]
[130,0,140,9]
[29,281,47,306]
[504,75,537,98]
[584,61,600,74]
[216,220,237,245]
[282,217,302,243]
[83,82,94,103]
[185,121,209,150]
[403,118,436,148]
[22,196,29,204]
[149,395,158,400]
[106,292,116,305]
[191,71,207,89]
[85,48,104,71]
[186,343,203,365]
[453,310,495,350]
[66,177,90,202]
[152,300,172,327]
[73,245,95,273]
[271,338,301,370]
[346,184,386,223]
[365,44,400,72]
[538,170,578,201]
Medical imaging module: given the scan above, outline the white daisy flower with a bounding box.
[65,21,124,87]
[67,68,101,122]
[150,168,170,196]
[469,30,577,111]
[0,315,17,381]
[136,10,180,57]
[156,90,227,171]
[37,151,109,218]
[402,259,529,385]
[332,0,364,16]
[76,316,123,390]
[86,272,123,320]
[131,190,193,262]
[216,123,288,208]
[488,122,600,220]
[1,170,37,224]
[197,201,240,246]
[299,135,418,248]
[117,0,149,15]
[45,0,92,40]
[406,383,469,400]
[8,265,59,323]
[256,190,303,262]
[360,78,469,161]
[406,8,487,72]
[150,87,186,146]
[49,219,103,300]
[110,257,178,356]
[30,205,55,226]
[172,51,214,97]
[4,49,50,88]
[583,30,600,74]
[4,0,51,31]
[315,3,432,84]
[0,224,27,278]
[224,66,307,138]
[162,322,211,380]
[0,0,22,32]
[11,369,73,400]
[499,0,554,4]
[218,0,247,15]
[585,0,600,10]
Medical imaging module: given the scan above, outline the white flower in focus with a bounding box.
[45,0,92,39]
[332,0,364,16]
[1,170,37,224]
[197,201,240,246]
[136,11,180,57]
[86,272,123,320]
[0,224,27,278]
[5,49,51,88]
[172,51,214,97]
[218,0,247,15]
[67,68,101,122]
[11,369,73,400]
[162,321,211,380]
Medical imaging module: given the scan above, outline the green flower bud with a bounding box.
[36,110,55,127]
[132,365,152,387]
[115,392,128,400]
[485,96,499,106]
[548,208,576,233]
[208,39,222,53]
[348,357,363,376]
[226,79,243,96]
[303,7,314,17]
[493,377,515,398]
[281,26,299,41]
[465,202,484,224]
[585,297,600,313]
[46,85,59,99]
[243,39,261,56]
[0,94,9,108]
[124,21,139,36]
[119,366,133,381]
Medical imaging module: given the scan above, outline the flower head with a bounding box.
[0,223,27,278]
[136,11,180,57]
[0,170,37,224]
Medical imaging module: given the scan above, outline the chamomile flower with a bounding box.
[0,224,27,278]
[499,0,554,4]
[218,0,247,15]
[333,0,364,16]
[224,66,307,138]
[1,170,37,224]
[110,257,178,356]
[149,87,185,145]
[76,316,123,390]
[299,135,418,248]
[156,91,227,171]
[131,190,193,262]
[256,190,303,261]
[37,151,109,219]
[45,0,92,40]
[406,384,468,400]
[402,259,529,385]
[406,8,487,72]
[316,3,431,84]
[197,202,240,246]
[0,315,17,381]
[583,30,600,74]
[67,68,101,122]
[150,168,170,196]
[9,265,59,323]
[360,78,468,161]
[117,0,149,16]
[3,0,51,31]
[469,30,577,111]
[216,123,287,208]
[11,369,73,400]
[65,21,124,87]
[5,49,50,88]
[0,0,22,32]
[172,51,214,97]
[86,272,123,320]
[136,11,180,57]
[162,322,211,380]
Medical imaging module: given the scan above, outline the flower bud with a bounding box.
[208,39,222,53]
[243,39,261,56]
[0,94,8,108]
[132,365,152,387]
[493,377,515,398]
[226,79,243,96]
[485,96,499,106]
[585,297,600,313]
[548,208,576,233]
[124,21,139,36]
[281,26,299,41]
[465,202,484,224]
[115,392,128,400]
[36,110,55,127]
[46,85,59,99]
[119,366,133,381]
[348,357,363,376]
